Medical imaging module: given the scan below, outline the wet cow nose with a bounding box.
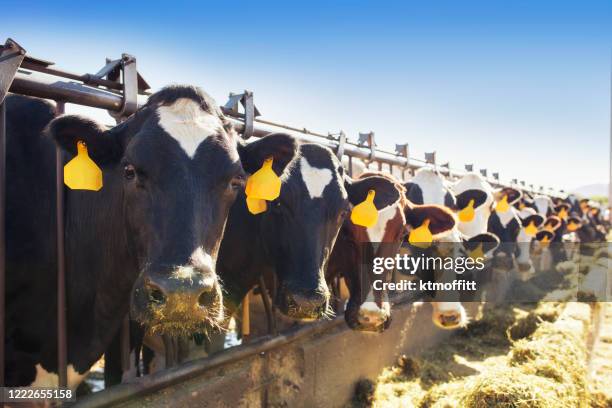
[440,313,458,325]
[282,289,329,320]
[357,306,389,328]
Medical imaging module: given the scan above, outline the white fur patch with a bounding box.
[358,290,390,325]
[534,195,552,217]
[366,205,399,242]
[411,168,447,205]
[432,302,468,329]
[30,363,88,390]
[300,157,333,199]
[157,98,223,157]
[497,208,516,227]
[453,173,494,239]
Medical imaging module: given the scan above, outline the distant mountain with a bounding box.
[570,183,609,198]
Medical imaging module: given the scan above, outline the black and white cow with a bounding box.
[326,171,457,332]
[5,86,277,388]
[217,143,403,322]
[451,173,493,238]
[403,168,489,329]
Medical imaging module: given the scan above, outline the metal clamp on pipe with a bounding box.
[98,54,141,121]
[0,38,26,103]
[358,131,376,163]
[335,131,347,160]
[224,91,260,139]
[395,143,409,180]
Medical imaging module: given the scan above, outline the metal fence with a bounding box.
[0,37,564,397]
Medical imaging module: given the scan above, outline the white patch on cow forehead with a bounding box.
[300,157,334,199]
[157,98,223,157]
[411,168,447,205]
[497,208,516,227]
[366,205,399,243]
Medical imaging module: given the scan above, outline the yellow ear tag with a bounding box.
[540,235,550,246]
[557,208,568,220]
[544,224,555,233]
[495,195,509,213]
[350,190,378,228]
[408,219,433,249]
[469,243,485,261]
[245,157,281,201]
[458,199,475,222]
[519,201,526,210]
[246,196,267,215]
[567,221,579,232]
[63,141,103,191]
[525,221,538,237]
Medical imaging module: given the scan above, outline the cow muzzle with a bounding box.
[131,264,223,335]
[355,302,391,332]
[492,252,514,271]
[277,286,330,320]
[432,302,467,330]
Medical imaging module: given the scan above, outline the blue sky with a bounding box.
[3,0,611,192]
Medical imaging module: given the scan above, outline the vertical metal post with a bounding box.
[55,101,67,389]
[608,56,612,213]
[0,38,26,394]
[0,101,5,391]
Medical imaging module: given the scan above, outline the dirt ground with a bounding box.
[353,257,612,407]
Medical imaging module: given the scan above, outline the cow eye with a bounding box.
[230,175,245,191]
[124,164,136,180]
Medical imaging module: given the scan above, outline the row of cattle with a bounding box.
[4,85,609,391]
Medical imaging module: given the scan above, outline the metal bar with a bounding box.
[8,66,562,197]
[120,315,131,374]
[241,291,250,342]
[257,276,276,336]
[55,101,67,389]
[75,317,346,408]
[0,102,5,392]
[19,60,124,91]
[10,71,122,111]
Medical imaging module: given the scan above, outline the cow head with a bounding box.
[337,172,457,332]
[487,187,523,271]
[451,173,495,237]
[48,85,249,335]
[246,144,346,320]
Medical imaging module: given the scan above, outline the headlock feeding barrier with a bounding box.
[0,38,566,407]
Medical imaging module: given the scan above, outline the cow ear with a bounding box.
[495,187,522,205]
[238,133,298,176]
[403,182,423,205]
[463,232,500,254]
[521,214,544,228]
[345,176,400,209]
[47,115,123,164]
[456,189,488,210]
[405,205,456,235]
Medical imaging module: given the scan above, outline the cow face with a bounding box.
[256,145,403,321]
[339,181,457,332]
[404,168,456,208]
[451,173,495,238]
[514,209,545,278]
[49,86,247,335]
[487,188,523,271]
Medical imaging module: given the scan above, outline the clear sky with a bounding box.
[3,0,611,192]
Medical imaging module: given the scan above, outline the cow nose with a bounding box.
[357,305,389,329]
[280,288,329,320]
